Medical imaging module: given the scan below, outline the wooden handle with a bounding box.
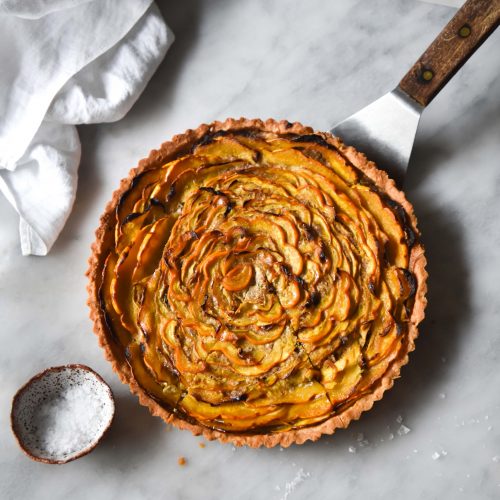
[399,0,500,107]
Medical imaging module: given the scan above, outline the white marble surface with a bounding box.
[1,1,499,498]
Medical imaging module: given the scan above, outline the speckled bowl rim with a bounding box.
[11,364,115,465]
[87,117,427,448]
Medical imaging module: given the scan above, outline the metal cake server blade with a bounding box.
[330,0,499,188]
[331,87,422,187]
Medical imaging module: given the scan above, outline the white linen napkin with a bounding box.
[0,0,173,255]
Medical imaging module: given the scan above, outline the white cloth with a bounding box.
[0,0,173,255]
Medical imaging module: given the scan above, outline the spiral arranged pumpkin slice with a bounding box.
[88,118,427,447]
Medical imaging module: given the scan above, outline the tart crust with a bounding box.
[87,118,427,448]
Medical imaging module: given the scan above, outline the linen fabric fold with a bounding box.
[0,0,173,255]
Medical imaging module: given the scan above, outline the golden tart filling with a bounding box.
[88,119,426,446]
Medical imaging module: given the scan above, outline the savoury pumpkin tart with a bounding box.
[87,118,426,447]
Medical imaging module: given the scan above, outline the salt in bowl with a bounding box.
[11,364,115,464]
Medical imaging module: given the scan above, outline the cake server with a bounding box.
[331,0,499,187]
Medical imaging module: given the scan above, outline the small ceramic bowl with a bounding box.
[11,364,115,464]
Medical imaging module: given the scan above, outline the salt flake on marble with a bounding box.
[281,468,310,500]
[432,451,441,460]
[397,424,411,436]
[356,432,364,442]
[492,456,500,463]
[388,433,394,441]
[396,415,403,424]
[348,446,356,453]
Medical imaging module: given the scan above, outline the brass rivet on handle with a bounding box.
[421,69,434,82]
[458,24,471,38]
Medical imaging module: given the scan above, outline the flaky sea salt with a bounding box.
[432,451,441,460]
[281,469,310,500]
[397,424,411,436]
[348,446,356,453]
[396,415,403,424]
[492,456,500,463]
[36,383,107,456]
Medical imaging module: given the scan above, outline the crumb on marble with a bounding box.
[198,442,206,448]
[178,456,187,466]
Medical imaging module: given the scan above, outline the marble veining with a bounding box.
[1,0,499,499]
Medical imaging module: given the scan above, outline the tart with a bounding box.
[87,118,427,447]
